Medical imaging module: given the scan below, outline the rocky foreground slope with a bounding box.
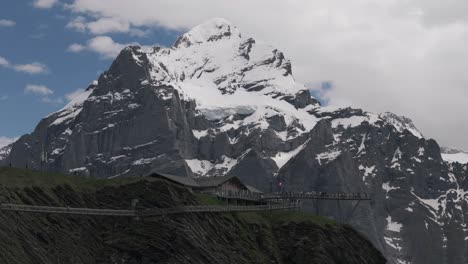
[0,167,385,264]
[2,18,468,264]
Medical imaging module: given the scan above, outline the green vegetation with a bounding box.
[0,166,159,191]
[0,166,337,227]
[0,167,384,264]
[262,210,338,226]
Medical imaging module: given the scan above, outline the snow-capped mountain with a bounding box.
[441,147,468,164]
[0,145,12,163]
[3,18,468,264]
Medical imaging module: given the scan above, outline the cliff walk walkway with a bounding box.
[0,202,301,217]
[212,190,371,223]
[213,191,371,201]
[0,190,370,222]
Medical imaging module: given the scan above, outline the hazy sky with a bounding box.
[1,0,468,150]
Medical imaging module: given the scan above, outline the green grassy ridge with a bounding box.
[0,166,156,190]
[0,166,338,227]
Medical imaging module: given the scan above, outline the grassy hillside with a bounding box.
[0,167,385,264]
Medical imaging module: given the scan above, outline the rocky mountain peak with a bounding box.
[379,112,423,138]
[174,18,240,48]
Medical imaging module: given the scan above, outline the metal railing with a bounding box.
[213,190,371,201]
[0,204,136,216]
[0,202,301,217]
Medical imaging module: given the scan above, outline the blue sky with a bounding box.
[0,0,181,144]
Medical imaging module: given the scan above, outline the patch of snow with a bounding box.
[69,167,89,175]
[192,130,209,139]
[132,157,158,166]
[386,215,403,232]
[272,139,310,170]
[356,133,367,156]
[442,153,468,164]
[123,140,158,150]
[109,169,130,179]
[199,106,255,121]
[51,147,65,156]
[380,112,423,138]
[390,147,402,170]
[316,150,341,165]
[186,155,239,176]
[382,182,399,199]
[128,103,140,109]
[418,147,425,156]
[50,88,93,126]
[332,116,368,129]
[185,159,214,176]
[359,165,376,182]
[108,155,126,163]
[411,190,440,213]
[331,113,380,130]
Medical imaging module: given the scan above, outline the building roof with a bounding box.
[150,172,250,191]
[149,172,199,188]
[193,175,238,188]
[246,185,264,194]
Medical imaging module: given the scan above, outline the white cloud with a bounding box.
[0,57,48,74]
[65,88,85,101]
[0,56,9,67]
[0,19,16,27]
[87,17,130,34]
[66,16,87,31]
[69,36,127,59]
[65,0,468,150]
[67,43,85,52]
[14,63,48,74]
[25,84,54,96]
[34,0,58,9]
[65,15,149,36]
[87,36,125,58]
[0,136,18,148]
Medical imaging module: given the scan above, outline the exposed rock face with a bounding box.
[3,18,468,264]
[0,168,386,264]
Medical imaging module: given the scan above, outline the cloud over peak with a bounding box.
[25,84,54,96]
[68,36,131,59]
[33,0,58,9]
[0,136,18,149]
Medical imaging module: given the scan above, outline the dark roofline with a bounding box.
[149,172,250,191]
[246,185,264,194]
[149,172,199,188]
[193,175,238,188]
